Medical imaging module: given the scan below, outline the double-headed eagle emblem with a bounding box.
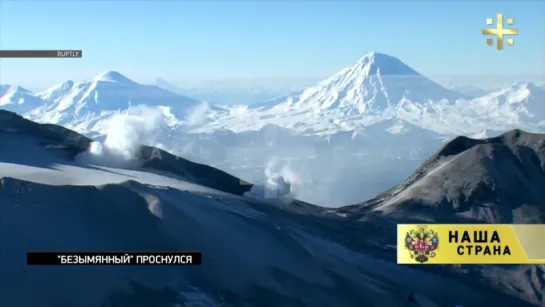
[405,226,439,263]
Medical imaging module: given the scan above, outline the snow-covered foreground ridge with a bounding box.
[0,110,532,307]
[1,52,544,138]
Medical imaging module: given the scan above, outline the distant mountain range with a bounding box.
[1,51,544,140]
[28,71,198,130]
[192,52,545,137]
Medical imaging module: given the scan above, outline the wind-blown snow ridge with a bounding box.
[38,80,75,101]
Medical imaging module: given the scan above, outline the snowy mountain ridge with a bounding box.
[1,52,544,138]
[191,52,544,136]
[12,71,200,134]
[0,85,45,114]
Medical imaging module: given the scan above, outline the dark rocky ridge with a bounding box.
[333,129,545,306]
[337,129,545,223]
[0,108,92,157]
[0,110,253,196]
[138,145,253,196]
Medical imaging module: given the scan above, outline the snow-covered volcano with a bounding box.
[194,52,545,136]
[36,71,197,113]
[2,52,544,138]
[0,85,45,114]
[24,71,199,132]
[192,52,466,134]
[260,51,464,112]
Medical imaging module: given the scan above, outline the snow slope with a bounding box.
[0,85,45,114]
[0,110,532,307]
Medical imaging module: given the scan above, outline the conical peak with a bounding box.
[4,85,31,94]
[0,85,16,95]
[154,77,170,84]
[58,80,74,90]
[153,77,177,88]
[511,81,540,90]
[358,51,391,60]
[353,52,420,77]
[92,71,134,83]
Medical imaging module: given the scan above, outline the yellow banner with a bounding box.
[397,224,545,264]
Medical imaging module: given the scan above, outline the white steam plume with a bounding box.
[244,157,298,205]
[76,106,167,168]
[185,101,210,126]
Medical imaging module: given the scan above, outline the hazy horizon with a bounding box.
[21,72,545,96]
[1,1,543,88]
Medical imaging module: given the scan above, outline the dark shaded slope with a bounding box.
[338,129,545,223]
[0,176,533,307]
[0,109,92,158]
[334,129,545,307]
[138,146,252,196]
[405,129,545,187]
[0,111,539,307]
[0,110,252,196]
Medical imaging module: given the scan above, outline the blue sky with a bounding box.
[1,1,543,88]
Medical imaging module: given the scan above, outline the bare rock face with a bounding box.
[0,110,92,159]
[333,129,545,307]
[339,129,545,224]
